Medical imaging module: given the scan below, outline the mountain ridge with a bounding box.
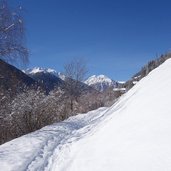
[0,59,41,96]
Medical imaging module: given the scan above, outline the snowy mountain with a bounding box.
[85,75,118,92]
[24,67,98,93]
[23,67,66,92]
[0,59,40,96]
[24,69,125,92]
[1,59,171,170]
[23,67,65,80]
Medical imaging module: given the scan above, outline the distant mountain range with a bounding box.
[23,67,99,94]
[2,52,170,97]
[3,51,170,98]
[0,59,126,98]
[24,68,126,93]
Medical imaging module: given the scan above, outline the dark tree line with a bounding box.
[125,52,171,90]
[134,52,171,79]
[0,85,107,144]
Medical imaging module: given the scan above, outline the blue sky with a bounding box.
[11,0,171,80]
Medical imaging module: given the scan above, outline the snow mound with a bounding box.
[1,59,171,171]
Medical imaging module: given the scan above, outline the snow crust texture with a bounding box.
[1,59,171,171]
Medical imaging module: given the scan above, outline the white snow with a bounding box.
[133,80,138,84]
[113,87,126,92]
[0,108,108,171]
[1,59,171,171]
[117,80,126,84]
[57,72,66,81]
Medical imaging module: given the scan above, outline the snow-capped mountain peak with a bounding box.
[85,75,113,85]
[84,75,116,92]
[23,67,65,80]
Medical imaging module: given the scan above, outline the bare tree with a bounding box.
[64,58,88,111]
[64,58,87,81]
[0,0,28,64]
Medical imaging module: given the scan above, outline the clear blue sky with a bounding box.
[11,0,171,80]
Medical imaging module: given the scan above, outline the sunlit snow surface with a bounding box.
[1,59,171,171]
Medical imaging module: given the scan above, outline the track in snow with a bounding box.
[0,107,108,171]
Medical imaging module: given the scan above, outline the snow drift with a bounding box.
[1,59,171,171]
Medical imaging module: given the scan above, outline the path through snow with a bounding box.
[0,107,110,171]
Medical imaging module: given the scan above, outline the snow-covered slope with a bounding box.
[60,59,171,171]
[85,75,117,92]
[0,107,108,171]
[1,59,171,171]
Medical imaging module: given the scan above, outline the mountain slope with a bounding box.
[85,75,118,92]
[0,59,38,96]
[0,59,171,171]
[23,67,65,92]
[28,72,64,92]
